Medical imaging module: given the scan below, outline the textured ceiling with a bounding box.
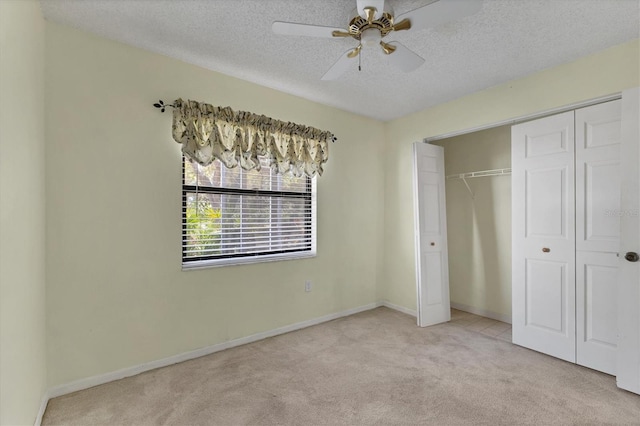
[40,0,639,121]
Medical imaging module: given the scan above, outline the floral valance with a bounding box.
[171,98,334,177]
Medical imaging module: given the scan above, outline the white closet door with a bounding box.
[512,112,576,362]
[575,100,622,375]
[413,142,450,327]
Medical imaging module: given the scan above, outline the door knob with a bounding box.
[625,252,639,262]
[542,247,550,253]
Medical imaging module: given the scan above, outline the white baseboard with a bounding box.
[41,300,420,413]
[380,300,417,317]
[34,390,49,426]
[450,302,511,324]
[47,302,379,399]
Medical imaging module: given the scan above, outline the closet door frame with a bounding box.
[617,87,640,394]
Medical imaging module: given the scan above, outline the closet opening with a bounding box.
[431,125,514,337]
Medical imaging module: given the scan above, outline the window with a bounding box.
[182,157,316,268]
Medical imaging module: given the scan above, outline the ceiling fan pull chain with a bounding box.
[358,49,362,72]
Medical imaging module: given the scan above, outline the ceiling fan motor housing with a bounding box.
[348,11,395,40]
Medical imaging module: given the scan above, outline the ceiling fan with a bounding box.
[272,0,482,80]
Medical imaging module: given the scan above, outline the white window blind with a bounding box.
[182,157,316,268]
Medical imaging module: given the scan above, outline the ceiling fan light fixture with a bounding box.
[361,28,381,48]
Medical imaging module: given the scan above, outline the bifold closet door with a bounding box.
[575,100,622,375]
[512,111,576,363]
[413,142,450,327]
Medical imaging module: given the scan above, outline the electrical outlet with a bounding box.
[305,280,312,292]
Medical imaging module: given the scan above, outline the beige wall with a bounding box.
[382,39,640,312]
[44,22,386,387]
[432,126,512,320]
[0,1,48,424]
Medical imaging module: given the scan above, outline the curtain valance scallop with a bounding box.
[171,98,334,177]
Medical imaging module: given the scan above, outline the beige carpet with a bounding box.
[43,307,640,425]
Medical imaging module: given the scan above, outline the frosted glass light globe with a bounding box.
[360,29,381,48]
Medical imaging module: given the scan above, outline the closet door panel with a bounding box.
[512,111,576,363]
[525,259,569,334]
[525,167,568,238]
[576,100,622,253]
[423,252,443,306]
[581,161,621,244]
[577,251,618,375]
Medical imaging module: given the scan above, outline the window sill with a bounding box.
[182,250,316,270]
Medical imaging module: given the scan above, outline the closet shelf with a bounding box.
[446,168,511,199]
[446,168,512,180]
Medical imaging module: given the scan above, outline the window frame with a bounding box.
[181,157,317,270]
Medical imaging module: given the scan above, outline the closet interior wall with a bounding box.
[432,125,512,322]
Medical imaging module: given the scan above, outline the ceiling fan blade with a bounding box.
[395,0,482,32]
[356,0,385,20]
[385,42,425,73]
[321,49,358,81]
[272,21,348,38]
